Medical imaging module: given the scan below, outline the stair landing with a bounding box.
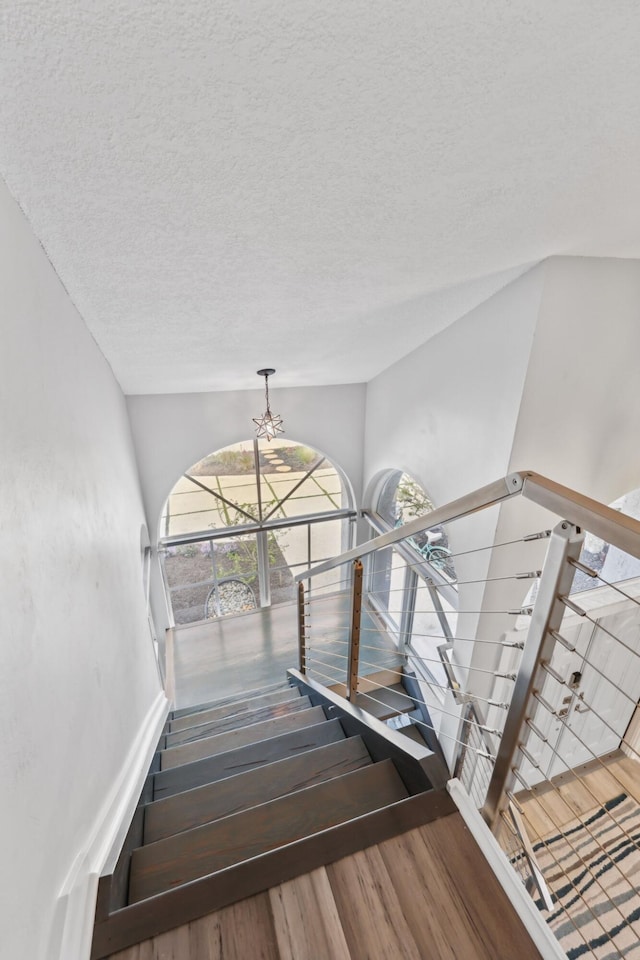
[167,593,402,710]
[106,812,543,960]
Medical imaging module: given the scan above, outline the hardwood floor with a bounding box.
[169,594,401,710]
[106,813,543,960]
[116,602,543,959]
[514,749,640,840]
[509,751,640,960]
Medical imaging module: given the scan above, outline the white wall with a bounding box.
[509,256,640,502]
[467,256,640,728]
[362,266,544,764]
[126,384,366,631]
[476,256,640,685]
[0,181,163,960]
[362,265,544,509]
[361,258,640,761]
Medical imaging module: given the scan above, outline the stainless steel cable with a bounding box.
[532,688,640,783]
[569,558,640,610]
[307,646,349,662]
[358,626,525,647]
[348,531,548,584]
[383,608,533,616]
[358,642,517,681]
[538,668,640,764]
[304,634,350,645]
[304,663,344,685]
[549,630,637,706]
[362,658,510,711]
[355,687,495,756]
[509,763,633,946]
[502,793,601,954]
[559,598,640,662]
[517,724,640,927]
[364,570,540,596]
[354,675,503,746]
[304,581,352,599]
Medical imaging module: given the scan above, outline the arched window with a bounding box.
[375,471,455,579]
[364,470,457,691]
[159,437,355,625]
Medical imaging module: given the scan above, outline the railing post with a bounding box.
[297,580,306,674]
[482,520,584,829]
[347,559,363,701]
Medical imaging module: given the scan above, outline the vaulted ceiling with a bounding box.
[2,3,639,393]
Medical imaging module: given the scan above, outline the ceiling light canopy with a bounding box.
[253,368,284,442]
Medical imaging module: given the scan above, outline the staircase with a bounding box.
[91,672,452,959]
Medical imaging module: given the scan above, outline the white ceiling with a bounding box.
[2,2,640,394]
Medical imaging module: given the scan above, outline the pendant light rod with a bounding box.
[253,367,284,441]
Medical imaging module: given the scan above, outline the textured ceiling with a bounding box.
[2,2,640,393]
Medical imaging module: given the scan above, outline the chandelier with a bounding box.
[253,368,284,441]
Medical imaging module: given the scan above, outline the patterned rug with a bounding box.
[532,793,640,959]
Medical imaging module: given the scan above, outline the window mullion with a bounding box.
[256,530,271,607]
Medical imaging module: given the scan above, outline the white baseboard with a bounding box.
[447,778,566,960]
[47,691,169,960]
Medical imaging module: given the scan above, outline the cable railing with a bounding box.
[294,470,640,960]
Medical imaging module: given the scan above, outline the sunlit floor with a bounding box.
[509,751,640,960]
[514,750,640,837]
[167,592,402,710]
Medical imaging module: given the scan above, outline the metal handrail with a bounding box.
[295,470,640,583]
[297,468,640,954]
[295,474,524,580]
[521,472,640,560]
[160,507,357,548]
[298,468,640,798]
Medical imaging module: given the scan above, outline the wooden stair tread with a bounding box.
[96,806,542,960]
[160,706,327,770]
[168,686,301,733]
[352,683,413,720]
[153,718,346,800]
[171,681,292,719]
[144,736,372,843]
[129,761,409,903]
[328,669,403,698]
[164,695,311,747]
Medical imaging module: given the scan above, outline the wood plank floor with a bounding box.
[169,594,401,710]
[106,812,542,960]
[509,750,640,960]
[514,749,640,841]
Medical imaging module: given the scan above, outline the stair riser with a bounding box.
[171,682,292,720]
[163,695,310,748]
[144,737,372,844]
[288,671,449,792]
[169,686,301,733]
[160,706,327,770]
[91,790,456,960]
[129,761,408,902]
[152,718,346,800]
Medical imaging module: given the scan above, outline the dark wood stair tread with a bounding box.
[144,736,372,843]
[164,695,311,747]
[352,683,413,720]
[153,718,346,800]
[129,760,409,903]
[168,686,301,733]
[171,680,292,718]
[160,705,327,770]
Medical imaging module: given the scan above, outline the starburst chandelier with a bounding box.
[253,368,284,441]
